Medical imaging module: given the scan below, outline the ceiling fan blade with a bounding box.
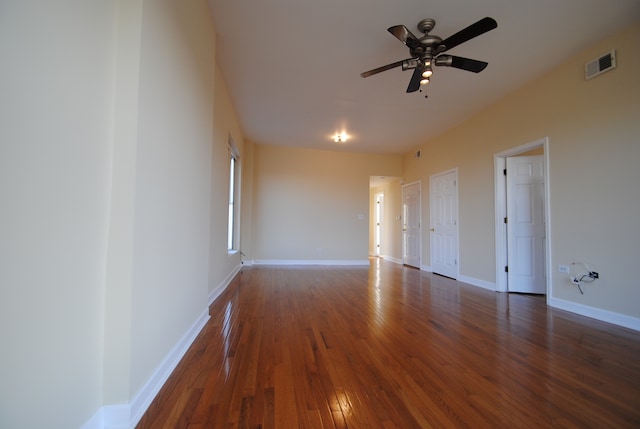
[439,17,497,52]
[360,60,405,78]
[435,55,488,73]
[406,67,423,93]
[388,25,421,49]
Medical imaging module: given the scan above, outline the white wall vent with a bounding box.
[585,50,616,80]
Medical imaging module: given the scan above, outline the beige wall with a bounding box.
[403,21,640,320]
[0,2,117,428]
[1,0,238,427]
[252,145,402,262]
[102,0,144,408]
[208,63,245,295]
[129,0,216,401]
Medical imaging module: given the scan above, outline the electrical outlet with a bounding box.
[558,265,570,273]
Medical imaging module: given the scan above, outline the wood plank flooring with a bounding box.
[136,258,640,428]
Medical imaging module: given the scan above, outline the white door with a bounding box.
[374,192,384,256]
[430,170,459,279]
[402,182,421,268]
[506,155,546,293]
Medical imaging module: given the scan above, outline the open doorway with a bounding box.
[369,176,403,263]
[494,138,551,296]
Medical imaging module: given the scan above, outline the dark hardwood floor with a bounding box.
[137,258,640,428]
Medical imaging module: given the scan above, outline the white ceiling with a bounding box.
[208,0,640,155]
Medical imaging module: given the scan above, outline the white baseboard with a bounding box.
[82,404,133,429]
[382,255,402,265]
[80,406,108,429]
[100,405,130,429]
[84,266,243,429]
[457,275,497,291]
[252,259,370,266]
[209,263,241,306]
[128,308,210,427]
[549,297,640,332]
[420,267,497,292]
[83,309,210,429]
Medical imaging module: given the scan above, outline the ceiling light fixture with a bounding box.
[334,133,348,143]
[420,77,430,85]
[421,66,433,78]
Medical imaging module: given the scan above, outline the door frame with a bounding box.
[402,180,422,268]
[374,192,384,257]
[494,137,551,300]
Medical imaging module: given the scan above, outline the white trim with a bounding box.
[457,275,497,291]
[420,267,496,291]
[382,255,402,265]
[83,309,211,429]
[128,309,210,427]
[494,137,551,296]
[209,263,241,306]
[102,405,130,429]
[228,141,240,159]
[81,407,107,429]
[549,297,640,332]
[374,191,384,257]
[421,264,432,272]
[252,259,370,266]
[494,155,507,292]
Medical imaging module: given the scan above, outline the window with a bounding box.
[227,142,240,251]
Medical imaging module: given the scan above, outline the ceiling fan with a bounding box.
[361,17,497,93]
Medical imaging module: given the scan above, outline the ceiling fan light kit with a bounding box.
[361,16,497,94]
[333,133,348,143]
